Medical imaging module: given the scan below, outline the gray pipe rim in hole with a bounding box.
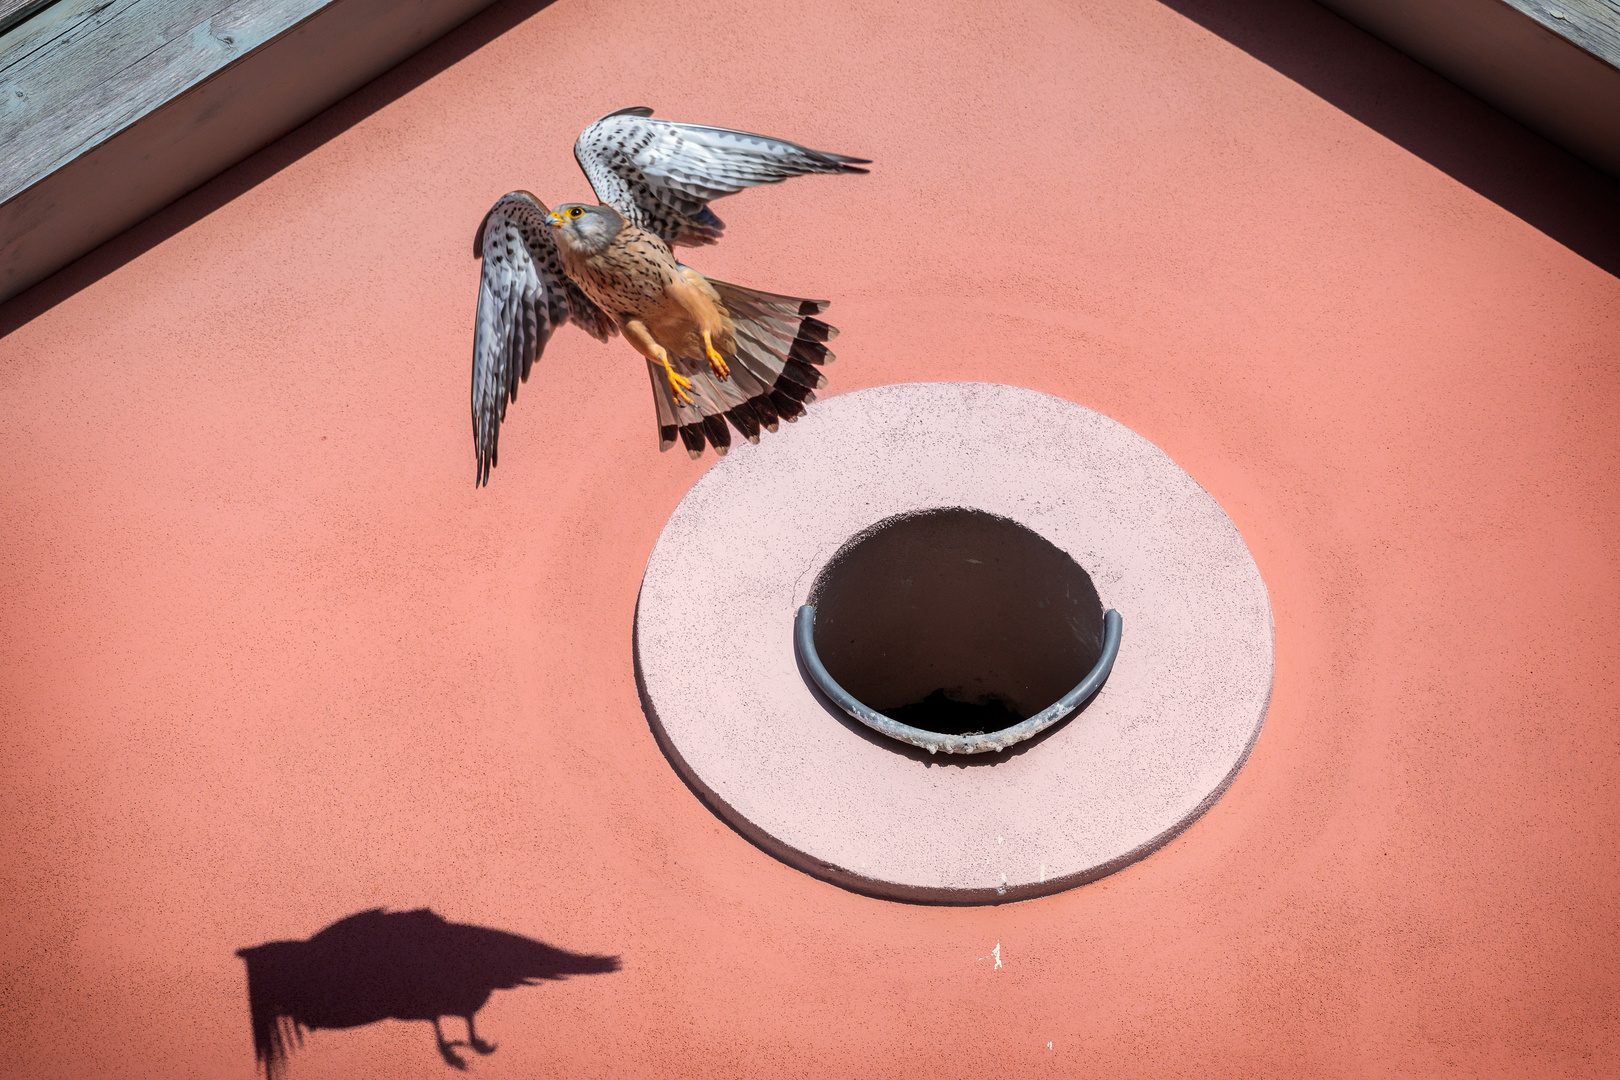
[795,605,1123,755]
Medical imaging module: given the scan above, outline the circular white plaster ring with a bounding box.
[635,382,1274,903]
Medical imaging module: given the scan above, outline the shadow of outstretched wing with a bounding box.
[236,908,620,1077]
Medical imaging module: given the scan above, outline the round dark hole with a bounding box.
[808,508,1105,737]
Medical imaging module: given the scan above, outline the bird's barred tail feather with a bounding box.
[649,276,836,458]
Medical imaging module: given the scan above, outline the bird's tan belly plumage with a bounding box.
[563,228,733,363]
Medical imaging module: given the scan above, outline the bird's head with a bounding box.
[547,203,622,255]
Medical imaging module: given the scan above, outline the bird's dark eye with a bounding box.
[569,207,584,218]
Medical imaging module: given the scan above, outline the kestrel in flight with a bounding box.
[470,107,870,485]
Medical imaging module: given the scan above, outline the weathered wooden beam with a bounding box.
[0,0,498,303]
[1316,0,1620,178]
[1508,0,1620,65]
[0,0,63,38]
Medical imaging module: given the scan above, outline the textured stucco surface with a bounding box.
[638,383,1273,902]
[2,0,1619,1075]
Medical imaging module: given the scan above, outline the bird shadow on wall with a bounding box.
[0,0,559,340]
[1156,0,1620,278]
[236,908,619,1078]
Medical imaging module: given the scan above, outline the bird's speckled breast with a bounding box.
[560,225,682,322]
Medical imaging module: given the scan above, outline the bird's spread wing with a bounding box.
[472,191,616,486]
[574,107,870,247]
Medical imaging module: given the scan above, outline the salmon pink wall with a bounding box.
[2,0,1618,1075]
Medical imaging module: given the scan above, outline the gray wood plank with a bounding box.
[0,0,66,38]
[1503,0,1620,69]
[1,0,328,200]
[0,0,110,66]
[0,0,248,150]
[0,0,37,24]
[0,0,231,79]
[0,0,497,302]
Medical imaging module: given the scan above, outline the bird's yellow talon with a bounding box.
[702,332,730,379]
[664,363,694,405]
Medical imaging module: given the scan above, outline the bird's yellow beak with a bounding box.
[546,211,565,228]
